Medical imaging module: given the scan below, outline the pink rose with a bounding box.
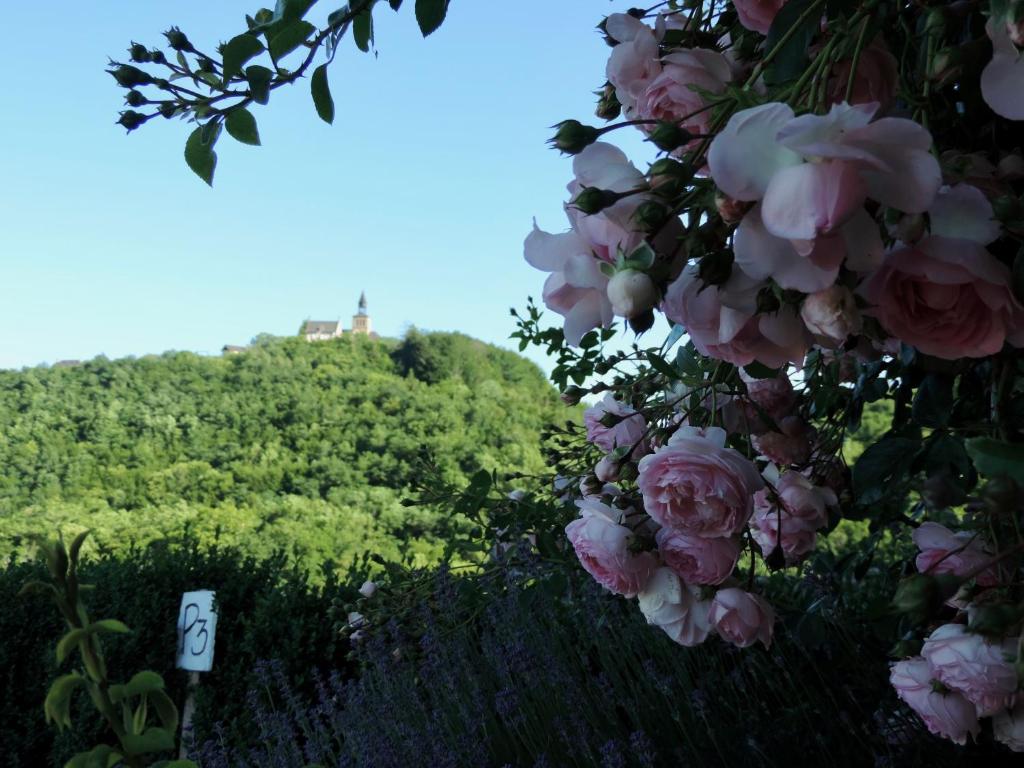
[661,265,809,368]
[750,471,836,564]
[751,416,814,467]
[801,285,862,348]
[565,499,657,597]
[605,14,662,115]
[890,657,980,745]
[742,370,798,421]
[863,238,1024,359]
[523,223,613,346]
[584,393,648,453]
[634,49,732,148]
[638,567,714,647]
[655,528,741,585]
[982,19,1024,121]
[732,0,788,35]
[921,624,1019,717]
[566,142,649,264]
[594,454,621,483]
[913,522,998,587]
[638,426,764,537]
[994,701,1024,752]
[862,184,1024,359]
[827,39,899,111]
[708,102,940,241]
[709,588,775,648]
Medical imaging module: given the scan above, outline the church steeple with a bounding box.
[352,291,372,335]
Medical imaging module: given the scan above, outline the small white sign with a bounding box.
[176,590,217,672]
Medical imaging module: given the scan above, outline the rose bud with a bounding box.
[648,121,693,153]
[358,580,378,599]
[116,111,147,132]
[714,192,749,225]
[607,269,658,318]
[571,186,620,215]
[109,64,153,88]
[595,83,622,121]
[164,26,194,52]
[800,285,862,348]
[549,119,600,155]
[129,42,151,63]
[697,250,734,287]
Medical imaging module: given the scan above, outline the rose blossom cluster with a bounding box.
[565,424,780,649]
[891,623,1021,749]
[526,4,1024,744]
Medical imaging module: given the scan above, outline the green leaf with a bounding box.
[311,64,334,124]
[852,436,920,504]
[56,628,89,664]
[225,108,262,145]
[68,530,90,565]
[65,745,120,768]
[743,362,781,380]
[268,19,316,61]
[122,727,176,756]
[184,127,217,186]
[965,437,1024,478]
[90,618,131,635]
[18,579,58,599]
[415,0,449,36]
[353,10,374,51]
[246,65,274,105]
[149,689,180,732]
[45,672,84,729]
[764,0,820,85]
[221,34,265,80]
[911,374,953,428]
[646,351,679,380]
[124,670,165,697]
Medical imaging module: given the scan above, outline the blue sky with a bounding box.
[0,0,659,371]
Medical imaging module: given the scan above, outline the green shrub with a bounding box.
[1,540,351,768]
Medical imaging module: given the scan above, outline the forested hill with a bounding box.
[0,331,561,567]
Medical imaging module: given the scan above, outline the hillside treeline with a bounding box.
[0,331,561,567]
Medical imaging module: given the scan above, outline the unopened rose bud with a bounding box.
[715,192,749,225]
[599,411,625,428]
[561,385,586,406]
[607,269,658,318]
[800,285,862,347]
[982,476,1021,515]
[347,611,367,629]
[358,581,378,599]
[550,119,600,155]
[580,474,604,497]
[697,250,733,287]
[572,186,619,215]
[648,121,692,152]
[116,110,147,132]
[159,102,177,119]
[997,153,1024,181]
[632,200,669,232]
[920,472,964,510]
[125,90,147,107]
[129,42,151,63]
[992,194,1024,224]
[164,27,194,52]
[595,455,620,483]
[109,64,153,88]
[595,83,622,120]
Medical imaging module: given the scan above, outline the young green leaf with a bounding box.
[90,618,131,635]
[415,0,449,37]
[311,64,334,123]
[353,9,374,51]
[268,19,316,61]
[245,65,274,105]
[225,108,262,145]
[221,34,265,80]
[965,437,1024,479]
[184,127,217,185]
[124,670,165,697]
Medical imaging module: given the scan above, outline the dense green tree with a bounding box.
[0,332,562,570]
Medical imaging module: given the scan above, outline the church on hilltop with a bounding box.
[302,292,376,341]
